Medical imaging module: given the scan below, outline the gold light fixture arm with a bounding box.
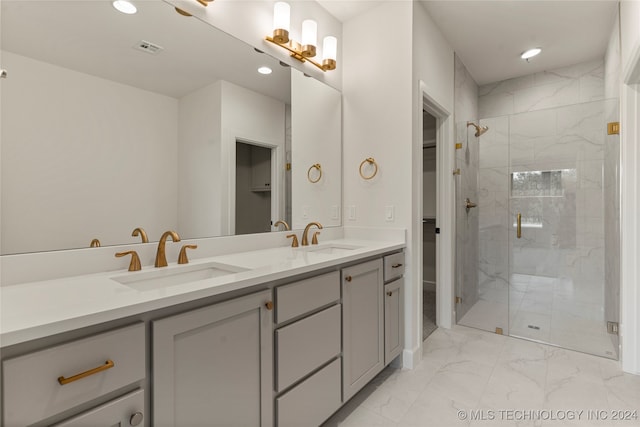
[265,37,335,72]
[307,164,322,183]
[131,227,149,243]
[115,251,142,272]
[359,157,378,180]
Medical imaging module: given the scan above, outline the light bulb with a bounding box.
[273,2,290,43]
[322,36,337,71]
[301,19,317,57]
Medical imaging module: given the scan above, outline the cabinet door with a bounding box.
[153,290,273,427]
[384,278,404,365]
[342,259,384,401]
[53,389,144,427]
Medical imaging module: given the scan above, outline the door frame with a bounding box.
[225,132,283,235]
[411,81,455,367]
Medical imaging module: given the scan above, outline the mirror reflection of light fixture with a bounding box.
[266,2,337,72]
[175,0,213,17]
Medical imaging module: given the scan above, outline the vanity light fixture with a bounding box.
[258,66,273,75]
[112,0,137,15]
[266,2,338,72]
[521,47,542,62]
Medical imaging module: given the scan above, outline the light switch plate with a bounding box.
[385,205,394,222]
[348,205,356,221]
[302,205,309,219]
[331,205,339,220]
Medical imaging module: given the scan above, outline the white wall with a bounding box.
[343,1,455,368]
[166,0,343,91]
[291,69,342,230]
[178,80,285,238]
[1,51,178,254]
[412,1,456,360]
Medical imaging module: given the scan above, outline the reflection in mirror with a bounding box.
[0,0,342,255]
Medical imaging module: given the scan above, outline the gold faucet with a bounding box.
[178,244,198,264]
[274,220,290,231]
[115,250,142,271]
[301,222,323,246]
[132,227,149,243]
[155,230,181,267]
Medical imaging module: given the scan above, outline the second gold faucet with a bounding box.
[301,222,323,246]
[155,231,181,267]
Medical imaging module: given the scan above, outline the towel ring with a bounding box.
[307,163,322,183]
[359,157,378,180]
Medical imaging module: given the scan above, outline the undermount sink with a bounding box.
[303,244,362,255]
[112,261,248,291]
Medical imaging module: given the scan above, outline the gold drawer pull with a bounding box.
[387,291,393,296]
[58,359,114,385]
[345,275,352,282]
[265,301,274,311]
[392,263,403,268]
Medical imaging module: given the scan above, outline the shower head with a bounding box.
[467,122,489,137]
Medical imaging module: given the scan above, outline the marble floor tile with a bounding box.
[325,326,639,427]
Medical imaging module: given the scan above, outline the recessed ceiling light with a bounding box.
[258,66,273,75]
[521,48,542,60]
[113,0,137,15]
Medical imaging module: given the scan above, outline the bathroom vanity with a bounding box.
[0,232,405,426]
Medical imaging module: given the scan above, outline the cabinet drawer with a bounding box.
[276,304,341,392]
[276,358,341,427]
[52,389,145,427]
[275,271,340,324]
[3,323,145,427]
[384,278,404,365]
[383,252,405,282]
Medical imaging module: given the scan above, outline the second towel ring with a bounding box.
[307,163,322,183]
[359,157,378,180]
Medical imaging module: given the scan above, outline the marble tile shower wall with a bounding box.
[454,54,479,321]
[478,59,606,118]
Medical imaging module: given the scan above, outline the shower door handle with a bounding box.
[517,213,522,239]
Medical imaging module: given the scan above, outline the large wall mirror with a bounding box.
[0,0,342,255]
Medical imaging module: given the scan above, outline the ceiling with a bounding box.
[1,1,291,101]
[317,0,619,86]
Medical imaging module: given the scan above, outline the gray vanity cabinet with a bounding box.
[52,389,145,427]
[341,259,384,402]
[384,278,404,364]
[152,290,273,427]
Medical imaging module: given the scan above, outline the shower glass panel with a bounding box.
[455,118,511,334]
[508,99,619,359]
[455,99,619,359]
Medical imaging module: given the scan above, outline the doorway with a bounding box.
[422,110,438,340]
[235,141,272,235]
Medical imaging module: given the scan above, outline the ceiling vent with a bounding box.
[134,40,164,55]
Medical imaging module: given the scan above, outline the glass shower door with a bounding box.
[508,100,619,358]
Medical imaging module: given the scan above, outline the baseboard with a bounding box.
[401,345,422,369]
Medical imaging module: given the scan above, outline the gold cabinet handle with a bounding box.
[345,275,352,282]
[392,263,403,268]
[58,359,114,385]
[517,213,522,239]
[387,291,393,296]
[265,301,274,311]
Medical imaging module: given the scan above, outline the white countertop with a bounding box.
[0,238,404,348]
